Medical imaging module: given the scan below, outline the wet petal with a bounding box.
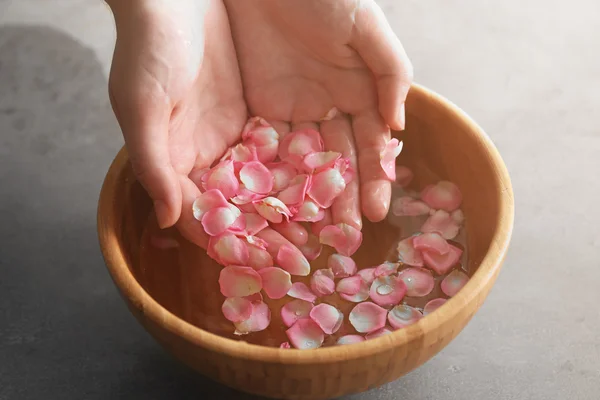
[268,162,297,192]
[204,160,239,199]
[365,327,393,340]
[278,174,311,207]
[309,303,344,334]
[201,206,238,236]
[192,189,228,221]
[349,302,388,333]
[441,269,469,297]
[208,233,249,266]
[369,276,407,307]
[391,196,430,217]
[374,262,400,278]
[395,165,414,187]
[451,209,465,225]
[421,210,461,240]
[308,168,346,208]
[258,267,292,299]
[310,269,335,297]
[277,244,311,276]
[396,236,424,267]
[287,282,317,303]
[280,129,324,161]
[339,279,370,302]
[240,161,274,194]
[280,342,291,349]
[388,304,423,329]
[413,232,450,255]
[328,254,357,278]
[286,318,325,349]
[423,244,463,275]
[246,243,273,270]
[234,300,271,335]
[242,117,279,143]
[423,298,447,315]
[421,181,462,212]
[319,223,362,256]
[245,213,268,236]
[253,196,293,223]
[280,299,314,327]
[297,234,323,261]
[219,266,262,298]
[336,275,363,295]
[336,335,365,345]
[303,151,341,171]
[255,142,280,164]
[335,157,355,185]
[356,268,376,284]
[379,138,403,180]
[397,267,435,297]
[244,292,263,303]
[293,200,325,222]
[221,297,253,323]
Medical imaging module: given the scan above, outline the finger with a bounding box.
[175,176,209,249]
[291,121,319,132]
[320,114,362,230]
[352,109,392,222]
[268,120,291,137]
[256,228,301,258]
[350,1,414,130]
[311,209,333,236]
[271,221,309,247]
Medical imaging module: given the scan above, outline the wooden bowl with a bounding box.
[97,84,514,400]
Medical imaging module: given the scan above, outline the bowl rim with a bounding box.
[97,83,514,365]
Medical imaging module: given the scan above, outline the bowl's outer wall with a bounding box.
[98,84,514,400]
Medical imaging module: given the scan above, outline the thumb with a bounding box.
[350,1,414,130]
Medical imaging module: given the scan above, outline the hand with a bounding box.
[224,0,413,228]
[107,0,247,246]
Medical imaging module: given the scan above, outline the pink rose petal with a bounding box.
[281,299,314,327]
[423,244,463,275]
[380,138,404,181]
[240,161,274,194]
[441,269,469,297]
[245,213,268,236]
[339,279,370,303]
[247,243,273,270]
[374,262,400,278]
[231,187,265,205]
[365,327,393,340]
[243,292,263,303]
[423,298,447,316]
[422,210,461,240]
[278,174,311,207]
[192,189,229,221]
[268,162,297,192]
[293,200,325,222]
[319,223,362,257]
[222,142,258,163]
[309,303,344,334]
[336,335,365,345]
[349,302,388,333]
[369,275,407,307]
[280,342,291,349]
[336,275,363,295]
[218,266,262,298]
[297,234,323,261]
[234,300,271,335]
[421,181,462,212]
[388,304,423,329]
[253,197,293,223]
[310,269,335,297]
[258,267,292,299]
[395,165,414,187]
[328,254,357,278]
[203,160,239,199]
[242,117,279,145]
[208,233,249,266]
[397,236,424,267]
[303,151,341,171]
[397,267,435,297]
[286,318,325,349]
[356,268,376,284]
[276,244,311,276]
[279,129,324,161]
[308,168,346,208]
[201,206,239,236]
[451,209,465,225]
[391,196,430,217]
[413,232,450,255]
[287,282,317,303]
[221,297,253,323]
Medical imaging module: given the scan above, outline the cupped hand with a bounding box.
[224,0,413,228]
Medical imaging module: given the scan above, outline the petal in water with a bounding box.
[369,276,407,307]
[413,232,450,255]
[281,299,314,327]
[441,269,469,297]
[423,244,463,275]
[218,266,262,298]
[388,304,423,329]
[310,269,335,297]
[421,210,461,240]
[221,297,253,323]
[391,196,430,217]
[297,234,323,261]
[208,233,249,266]
[396,236,424,267]
[328,254,357,278]
[254,197,293,223]
[397,267,435,297]
[287,282,317,303]
[374,262,400,278]
[280,342,291,349]
[258,267,292,299]
[339,278,370,302]
[365,327,393,340]
[423,298,447,315]
[336,275,363,295]
[234,300,271,335]
[239,161,274,194]
[421,181,462,212]
[349,302,388,333]
[308,167,346,208]
[336,335,365,345]
[277,244,311,276]
[309,303,344,334]
[356,268,376,284]
[395,165,414,187]
[286,318,325,349]
[319,223,362,257]
[192,189,228,221]
[380,138,403,180]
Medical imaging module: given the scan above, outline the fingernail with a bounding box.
[154,200,170,229]
[398,103,406,131]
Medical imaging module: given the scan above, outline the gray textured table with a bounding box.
[1,1,599,399]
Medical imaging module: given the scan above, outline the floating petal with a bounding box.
[356,268,376,284]
[280,342,291,349]
[369,275,407,307]
[391,196,430,217]
[234,300,271,335]
[218,266,262,298]
[277,244,311,276]
[310,269,335,297]
[413,232,450,255]
[221,297,253,323]
[328,254,357,278]
[421,181,462,212]
[349,302,388,333]
[423,244,463,275]
[309,303,344,334]
[380,138,403,180]
[421,210,461,240]
[286,319,325,349]
[396,236,424,267]
[388,304,423,329]
[339,279,370,303]
[365,327,393,340]
[287,282,317,303]
[423,298,447,315]
[319,223,362,256]
[397,267,435,297]
[281,299,314,327]
[258,267,292,299]
[336,275,363,295]
[374,262,400,278]
[441,269,469,297]
[395,165,414,187]
[336,335,365,345]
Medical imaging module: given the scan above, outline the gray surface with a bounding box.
[0,1,599,399]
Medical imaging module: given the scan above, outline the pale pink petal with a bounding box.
[244,292,263,303]
[192,189,228,221]
[286,318,325,349]
[201,206,238,236]
[227,206,246,234]
[221,297,253,323]
[253,197,293,223]
[451,209,465,225]
[334,158,355,185]
[379,138,404,181]
[268,162,297,192]
[234,300,271,335]
[391,196,430,217]
[231,187,265,205]
[256,267,292,299]
[255,142,279,164]
[245,235,268,249]
[309,303,344,334]
[239,161,273,194]
[422,210,461,240]
[374,262,400,278]
[208,233,249,266]
[308,168,346,208]
[423,298,447,316]
[245,213,268,236]
[222,143,258,163]
[293,200,325,222]
[277,174,311,207]
[150,235,179,250]
[280,299,314,327]
[328,254,357,278]
[311,209,333,236]
[396,236,424,267]
[336,335,365,345]
[297,234,322,261]
[423,244,463,275]
[421,181,462,212]
[204,160,239,199]
[303,151,341,171]
[369,276,407,307]
[388,305,423,329]
[237,202,258,214]
[349,302,388,333]
[189,168,210,189]
[276,244,311,276]
[441,269,469,297]
[365,327,393,340]
[280,342,291,349]
[310,269,335,297]
[339,279,370,302]
[287,282,317,303]
[336,275,363,295]
[397,267,435,297]
[320,107,338,121]
[395,165,414,187]
[413,232,450,255]
[319,223,362,257]
[219,266,262,298]
[356,268,376,284]
[280,129,324,161]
